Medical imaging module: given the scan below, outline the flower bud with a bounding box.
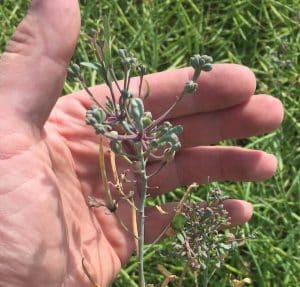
[110,140,122,154]
[202,63,213,72]
[138,64,147,76]
[128,98,145,130]
[94,123,106,134]
[184,80,198,94]
[142,112,153,127]
[92,105,106,123]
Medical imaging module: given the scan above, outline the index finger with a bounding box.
[74,64,256,119]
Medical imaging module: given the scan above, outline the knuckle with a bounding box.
[5,15,39,56]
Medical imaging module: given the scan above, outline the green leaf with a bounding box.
[176,232,185,244]
[172,213,187,231]
[80,62,99,70]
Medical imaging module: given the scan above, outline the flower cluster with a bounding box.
[172,188,238,272]
[82,50,213,166]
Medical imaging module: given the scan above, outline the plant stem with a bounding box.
[202,256,209,287]
[137,144,148,287]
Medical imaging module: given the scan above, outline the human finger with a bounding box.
[147,146,277,196]
[172,94,284,147]
[0,0,80,130]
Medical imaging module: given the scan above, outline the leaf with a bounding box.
[172,214,187,232]
[80,61,99,70]
[176,232,185,244]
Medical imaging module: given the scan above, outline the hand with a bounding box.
[0,1,284,287]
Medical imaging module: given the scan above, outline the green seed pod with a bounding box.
[110,140,123,154]
[128,98,145,130]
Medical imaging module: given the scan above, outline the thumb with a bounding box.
[0,0,80,130]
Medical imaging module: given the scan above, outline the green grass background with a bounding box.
[0,0,299,286]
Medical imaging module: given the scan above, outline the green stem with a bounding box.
[137,144,148,287]
[202,269,208,287]
[202,253,209,287]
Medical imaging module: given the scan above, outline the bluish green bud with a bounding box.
[138,64,147,76]
[85,115,97,126]
[142,112,153,127]
[201,55,213,64]
[163,133,180,150]
[202,63,213,72]
[121,90,133,100]
[86,105,106,130]
[190,54,201,69]
[91,105,106,123]
[110,140,123,154]
[128,98,145,130]
[171,125,183,135]
[190,54,213,80]
[159,125,183,142]
[184,80,198,94]
[94,123,106,134]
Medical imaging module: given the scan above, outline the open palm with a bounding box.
[0,1,283,287]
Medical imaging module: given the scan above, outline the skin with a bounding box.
[0,1,284,287]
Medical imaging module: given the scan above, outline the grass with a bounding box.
[1,0,299,286]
